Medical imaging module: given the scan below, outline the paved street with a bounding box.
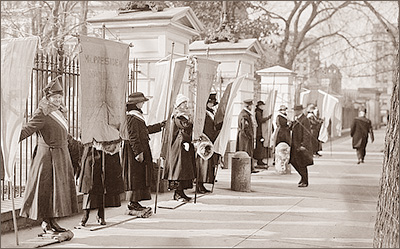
[2,128,386,248]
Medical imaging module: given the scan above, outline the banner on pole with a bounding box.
[79,36,129,144]
[214,82,233,127]
[213,75,246,155]
[318,90,339,143]
[148,57,187,159]
[192,58,219,140]
[262,89,277,147]
[1,37,39,182]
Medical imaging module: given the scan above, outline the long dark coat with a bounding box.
[19,98,78,220]
[236,109,254,157]
[78,146,125,208]
[253,107,270,160]
[351,117,374,149]
[163,115,196,188]
[307,112,323,153]
[121,111,163,196]
[289,114,313,168]
[197,109,220,183]
[275,113,291,146]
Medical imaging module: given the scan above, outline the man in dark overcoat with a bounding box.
[236,99,258,173]
[253,101,272,167]
[289,105,313,187]
[350,108,374,164]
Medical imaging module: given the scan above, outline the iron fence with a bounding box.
[1,53,138,201]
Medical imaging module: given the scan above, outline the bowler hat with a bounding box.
[126,92,149,105]
[43,76,63,97]
[256,101,265,107]
[278,105,288,111]
[293,105,304,111]
[243,99,253,105]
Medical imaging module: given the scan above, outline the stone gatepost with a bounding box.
[256,65,297,122]
[189,39,264,167]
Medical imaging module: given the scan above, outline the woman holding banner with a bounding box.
[121,92,165,213]
[19,76,78,234]
[163,94,196,202]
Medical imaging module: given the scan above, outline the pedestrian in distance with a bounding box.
[121,92,166,213]
[306,104,324,157]
[18,76,78,234]
[236,99,258,173]
[253,101,272,167]
[163,94,196,202]
[196,93,222,194]
[289,104,313,187]
[77,141,125,226]
[350,108,374,164]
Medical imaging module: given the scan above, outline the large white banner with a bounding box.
[1,37,39,182]
[79,36,129,144]
[148,57,187,159]
[213,75,246,155]
[262,89,277,147]
[192,58,219,140]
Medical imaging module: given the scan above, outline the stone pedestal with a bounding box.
[231,151,251,192]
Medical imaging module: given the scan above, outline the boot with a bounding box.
[41,219,53,234]
[49,218,67,232]
[96,207,106,225]
[198,183,210,194]
[79,209,90,227]
[180,190,192,202]
[127,202,146,211]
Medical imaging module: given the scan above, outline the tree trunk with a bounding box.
[373,50,399,247]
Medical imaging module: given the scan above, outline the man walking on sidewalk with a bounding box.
[289,105,313,187]
[351,107,374,164]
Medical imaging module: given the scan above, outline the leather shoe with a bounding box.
[251,170,259,174]
[96,216,106,225]
[298,183,308,187]
[41,220,54,234]
[49,219,67,232]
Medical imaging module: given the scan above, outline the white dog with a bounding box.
[274,142,291,174]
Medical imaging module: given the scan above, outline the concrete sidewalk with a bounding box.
[1,128,386,248]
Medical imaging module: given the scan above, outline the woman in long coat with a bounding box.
[253,101,272,166]
[196,93,221,193]
[19,76,78,234]
[163,94,196,201]
[121,92,165,211]
[78,141,125,226]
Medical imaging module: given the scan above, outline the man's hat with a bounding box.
[208,93,218,105]
[256,101,265,107]
[43,75,63,97]
[126,92,150,105]
[278,105,288,111]
[293,104,304,111]
[243,99,253,105]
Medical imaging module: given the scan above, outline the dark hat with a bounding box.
[243,99,253,105]
[127,92,149,105]
[208,93,218,105]
[293,105,304,111]
[43,76,63,97]
[256,101,265,107]
[278,105,288,111]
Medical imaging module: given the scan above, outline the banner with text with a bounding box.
[79,36,129,145]
[1,37,39,182]
[192,58,219,140]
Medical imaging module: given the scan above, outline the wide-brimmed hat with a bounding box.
[293,105,304,111]
[243,99,253,105]
[126,92,149,105]
[43,75,63,97]
[278,105,288,111]
[208,93,218,105]
[256,101,265,107]
[175,93,189,108]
